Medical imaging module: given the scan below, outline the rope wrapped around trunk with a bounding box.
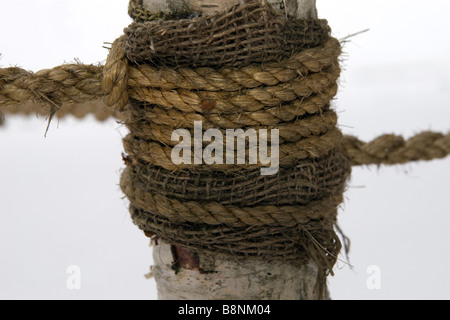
[116,0,351,291]
[0,0,448,298]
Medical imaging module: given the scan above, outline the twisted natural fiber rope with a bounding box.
[126,38,340,91]
[130,205,341,280]
[127,108,338,145]
[128,97,334,130]
[129,83,337,124]
[131,205,340,262]
[344,131,450,166]
[121,166,344,228]
[127,72,339,115]
[103,36,341,112]
[123,128,344,172]
[0,64,103,108]
[0,65,125,122]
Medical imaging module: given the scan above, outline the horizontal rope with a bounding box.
[103,36,341,112]
[128,88,336,129]
[126,109,338,145]
[131,204,341,265]
[121,166,344,228]
[127,49,340,92]
[343,131,450,166]
[128,75,339,115]
[123,128,344,172]
[0,64,103,108]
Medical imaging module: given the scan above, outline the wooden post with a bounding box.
[142,0,324,300]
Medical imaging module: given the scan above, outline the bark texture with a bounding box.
[153,242,322,300]
[142,0,317,18]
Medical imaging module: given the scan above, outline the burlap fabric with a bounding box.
[125,0,330,68]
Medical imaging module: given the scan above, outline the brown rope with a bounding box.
[0,64,126,123]
[127,69,339,115]
[103,36,341,112]
[130,205,341,273]
[126,108,338,145]
[126,38,340,91]
[127,96,335,130]
[0,65,104,108]
[121,166,344,228]
[122,128,344,172]
[344,132,450,166]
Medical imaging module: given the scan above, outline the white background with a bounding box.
[0,0,449,300]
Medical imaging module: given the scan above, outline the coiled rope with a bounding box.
[0,0,449,298]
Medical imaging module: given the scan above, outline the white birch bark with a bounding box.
[143,0,325,300]
[142,0,317,18]
[152,243,321,300]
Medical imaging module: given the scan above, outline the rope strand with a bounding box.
[343,132,450,166]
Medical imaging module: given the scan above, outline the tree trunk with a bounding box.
[153,242,321,300]
[143,0,324,300]
[142,0,317,18]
